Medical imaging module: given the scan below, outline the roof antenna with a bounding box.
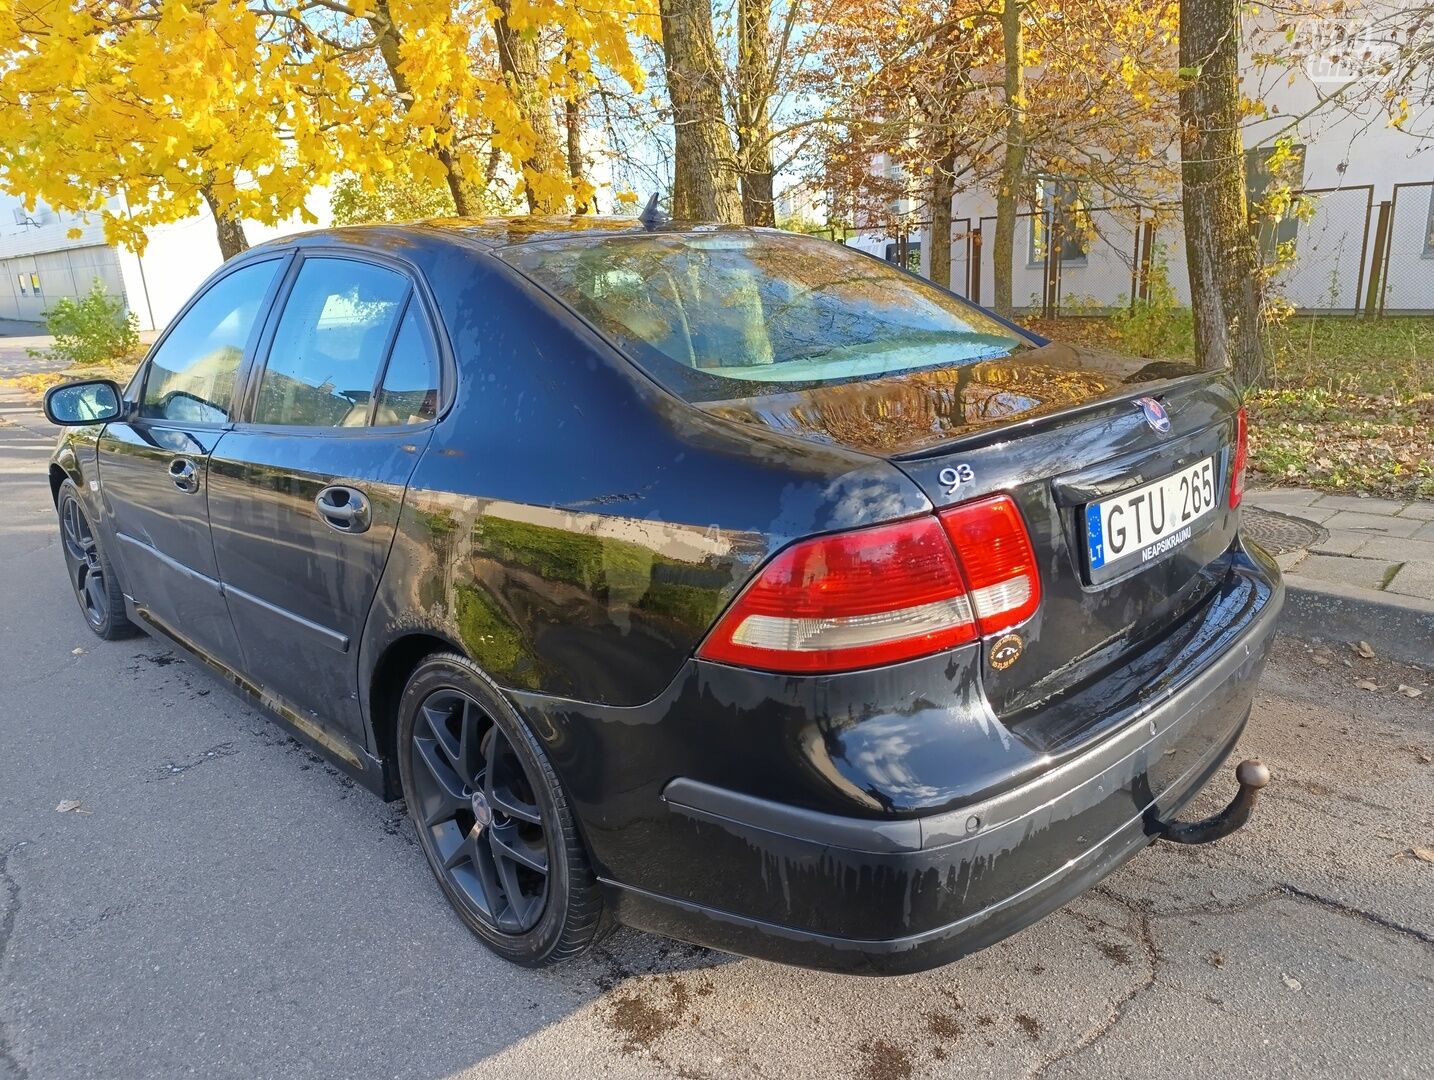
[639,192,666,231]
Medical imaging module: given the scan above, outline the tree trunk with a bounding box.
[493,0,566,214]
[659,0,744,222]
[201,186,249,261]
[928,145,959,288]
[565,87,589,214]
[370,0,477,216]
[735,0,776,226]
[1179,0,1264,385]
[992,0,1026,318]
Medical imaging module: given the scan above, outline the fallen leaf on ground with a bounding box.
[1281,973,1302,991]
[71,647,85,656]
[1395,848,1434,864]
[55,799,83,813]
[1396,684,1424,698]
[1354,641,1376,659]
[1312,655,1330,666]
[1355,679,1379,691]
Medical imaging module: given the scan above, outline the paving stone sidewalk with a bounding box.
[1247,487,1434,664]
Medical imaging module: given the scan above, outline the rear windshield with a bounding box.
[500,231,1030,403]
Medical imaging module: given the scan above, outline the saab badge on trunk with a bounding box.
[1134,396,1171,434]
[990,633,1024,670]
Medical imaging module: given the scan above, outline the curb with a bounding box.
[1278,577,1434,667]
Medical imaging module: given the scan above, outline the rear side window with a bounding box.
[373,302,440,425]
[501,232,1029,403]
[141,260,279,423]
[253,257,410,427]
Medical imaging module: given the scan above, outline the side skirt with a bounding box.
[123,595,395,799]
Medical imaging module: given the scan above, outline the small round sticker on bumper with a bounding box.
[990,633,1024,670]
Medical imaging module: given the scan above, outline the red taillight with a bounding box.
[1229,406,1248,509]
[697,495,1040,674]
[938,495,1042,635]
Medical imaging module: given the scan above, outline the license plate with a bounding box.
[1085,457,1216,572]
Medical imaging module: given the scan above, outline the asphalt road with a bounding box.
[1,397,1431,1080]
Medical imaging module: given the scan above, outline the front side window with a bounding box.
[252,258,409,427]
[141,259,280,423]
[502,232,1029,404]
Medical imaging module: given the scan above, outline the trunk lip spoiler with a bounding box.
[892,370,1231,462]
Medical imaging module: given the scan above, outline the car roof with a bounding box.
[254,216,762,256]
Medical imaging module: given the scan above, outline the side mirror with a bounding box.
[43,379,124,426]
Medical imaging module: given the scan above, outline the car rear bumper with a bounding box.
[599,546,1283,974]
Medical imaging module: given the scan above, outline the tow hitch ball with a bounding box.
[1155,759,1271,845]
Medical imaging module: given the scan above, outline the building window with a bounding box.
[1245,144,1306,260]
[1030,179,1089,265]
[29,273,41,294]
[17,274,26,295]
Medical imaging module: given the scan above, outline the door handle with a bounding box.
[168,457,200,493]
[315,486,372,534]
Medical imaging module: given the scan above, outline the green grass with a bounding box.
[1260,317,1434,397]
[1029,314,1434,499]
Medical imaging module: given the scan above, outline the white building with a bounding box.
[0,190,332,331]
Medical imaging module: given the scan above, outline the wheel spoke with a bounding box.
[61,500,88,563]
[419,702,461,766]
[83,572,106,620]
[442,830,480,871]
[484,729,542,824]
[489,823,548,874]
[489,786,541,825]
[455,698,484,783]
[412,737,468,826]
[490,844,535,930]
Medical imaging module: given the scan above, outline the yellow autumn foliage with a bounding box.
[0,0,655,248]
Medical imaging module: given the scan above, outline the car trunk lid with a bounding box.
[698,343,1243,722]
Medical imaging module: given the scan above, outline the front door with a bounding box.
[98,256,287,668]
[206,253,444,744]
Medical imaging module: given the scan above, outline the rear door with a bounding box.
[97,255,288,668]
[206,252,445,744]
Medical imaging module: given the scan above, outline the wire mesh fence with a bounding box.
[1268,186,1373,314]
[1380,182,1434,314]
[840,183,1417,317]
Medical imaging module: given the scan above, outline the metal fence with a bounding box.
[845,182,1423,316]
[1377,181,1434,314]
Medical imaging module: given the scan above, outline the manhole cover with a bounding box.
[1244,506,1327,555]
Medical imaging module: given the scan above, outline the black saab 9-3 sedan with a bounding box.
[44,216,1281,974]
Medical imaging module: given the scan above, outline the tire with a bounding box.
[396,652,606,966]
[56,479,137,641]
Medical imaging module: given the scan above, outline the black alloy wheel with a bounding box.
[397,653,604,965]
[57,480,134,639]
[411,687,551,932]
